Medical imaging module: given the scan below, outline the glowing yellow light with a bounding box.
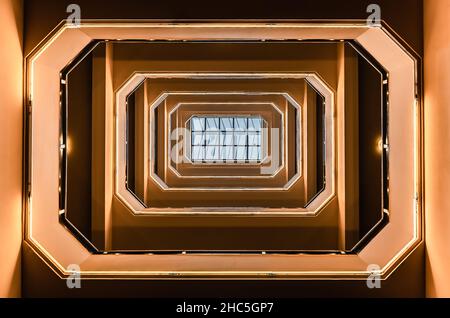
[376,137,383,154]
[66,136,72,155]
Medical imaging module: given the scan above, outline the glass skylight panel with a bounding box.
[191,117,205,131]
[189,115,264,163]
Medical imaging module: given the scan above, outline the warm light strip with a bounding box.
[372,98,422,280]
[77,21,370,29]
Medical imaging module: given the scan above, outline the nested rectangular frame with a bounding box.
[24,21,421,280]
[165,94,292,180]
[170,103,282,178]
[165,95,287,177]
[117,73,335,214]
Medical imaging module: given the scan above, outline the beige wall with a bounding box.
[0,0,23,298]
[425,0,450,298]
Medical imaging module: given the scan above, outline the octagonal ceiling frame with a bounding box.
[148,92,300,188]
[181,111,272,167]
[153,96,285,184]
[172,102,281,174]
[24,20,422,281]
[116,73,334,214]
